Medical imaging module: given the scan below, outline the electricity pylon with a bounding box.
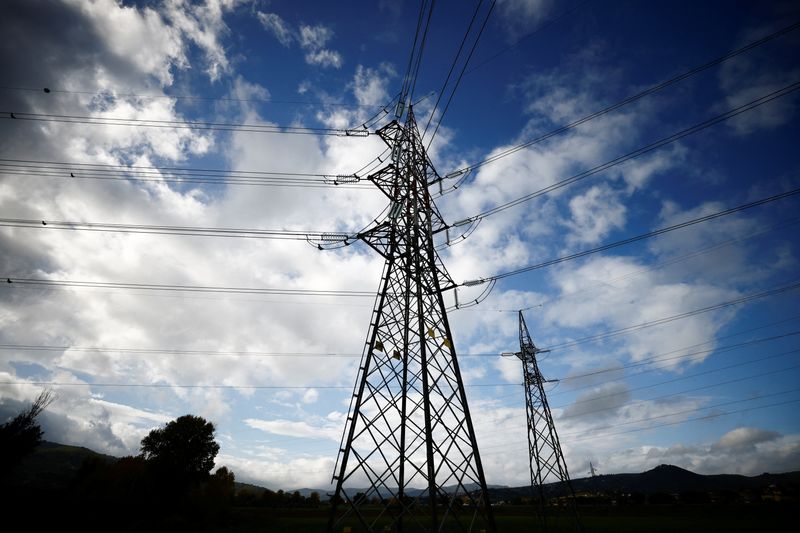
[507,311,582,532]
[326,107,496,532]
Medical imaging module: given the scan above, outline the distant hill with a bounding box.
[490,464,800,501]
[4,443,798,502]
[2,440,117,491]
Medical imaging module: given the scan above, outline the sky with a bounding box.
[1,0,799,492]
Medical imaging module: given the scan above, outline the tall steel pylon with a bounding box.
[326,107,496,533]
[509,311,582,532]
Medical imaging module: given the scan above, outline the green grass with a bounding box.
[223,504,796,532]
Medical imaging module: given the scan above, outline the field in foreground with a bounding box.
[228,504,794,533]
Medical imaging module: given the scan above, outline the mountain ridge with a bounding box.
[5,442,798,500]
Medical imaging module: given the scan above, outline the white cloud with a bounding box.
[298,24,334,50]
[352,64,395,106]
[717,22,800,135]
[564,184,627,245]
[496,0,553,40]
[712,426,781,452]
[67,0,240,83]
[302,388,320,404]
[305,49,343,69]
[596,431,800,476]
[256,13,343,69]
[562,382,631,420]
[217,452,336,490]
[244,417,340,441]
[160,0,242,80]
[257,12,293,47]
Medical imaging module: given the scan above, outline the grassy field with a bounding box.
[225,504,796,532]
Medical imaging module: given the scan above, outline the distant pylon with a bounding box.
[510,311,582,532]
[326,107,496,532]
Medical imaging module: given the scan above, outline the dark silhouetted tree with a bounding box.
[205,466,235,502]
[309,491,321,507]
[0,390,54,472]
[140,414,220,490]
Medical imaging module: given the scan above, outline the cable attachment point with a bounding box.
[307,232,354,250]
[436,218,481,250]
[323,174,361,185]
[343,128,370,137]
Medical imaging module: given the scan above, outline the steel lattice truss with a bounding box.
[516,311,582,531]
[327,109,496,533]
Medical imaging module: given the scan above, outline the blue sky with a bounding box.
[0,0,799,491]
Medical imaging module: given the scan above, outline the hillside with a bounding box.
[2,440,117,491]
[4,443,798,502]
[490,464,800,501]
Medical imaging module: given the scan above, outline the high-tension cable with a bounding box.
[426,0,496,149]
[0,159,374,189]
[2,277,375,298]
[462,186,800,286]
[0,111,371,137]
[0,218,359,242]
[446,20,800,176]
[447,81,800,228]
[0,85,389,108]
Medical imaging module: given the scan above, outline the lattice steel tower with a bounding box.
[327,108,496,532]
[509,311,582,532]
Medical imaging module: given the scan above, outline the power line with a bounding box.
[3,312,798,367]
[429,370,800,452]
[408,0,437,103]
[543,279,800,351]
[482,355,800,432]
[554,330,800,389]
[449,20,800,175]
[480,390,800,452]
[454,81,800,224]
[567,396,800,443]
[0,380,516,390]
[0,110,371,137]
[552,352,800,413]
[425,0,496,149]
[486,314,800,405]
[399,0,431,110]
[0,85,389,108]
[0,158,326,177]
[422,0,485,137]
[491,217,800,313]
[464,0,592,76]
[0,218,359,241]
[0,344,503,358]
[0,159,374,189]
[464,187,800,285]
[2,278,376,298]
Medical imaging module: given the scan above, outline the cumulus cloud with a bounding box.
[257,12,293,47]
[600,430,800,476]
[562,382,631,420]
[717,21,800,135]
[564,184,627,245]
[244,417,340,441]
[712,426,781,452]
[67,0,240,83]
[496,0,554,40]
[257,12,343,68]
